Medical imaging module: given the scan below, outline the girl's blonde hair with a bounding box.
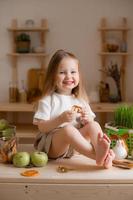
[42,49,89,102]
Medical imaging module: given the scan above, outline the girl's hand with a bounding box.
[80,109,92,125]
[59,111,75,123]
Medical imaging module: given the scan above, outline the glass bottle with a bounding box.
[9,81,17,102]
[19,80,27,103]
[14,82,19,102]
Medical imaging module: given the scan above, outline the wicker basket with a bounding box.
[105,122,133,155]
[0,125,17,163]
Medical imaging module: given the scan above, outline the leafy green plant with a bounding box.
[16,33,31,53]
[114,105,133,128]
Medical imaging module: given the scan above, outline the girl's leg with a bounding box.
[80,121,111,166]
[48,125,95,159]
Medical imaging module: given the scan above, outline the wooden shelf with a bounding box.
[96,18,130,130]
[99,52,130,56]
[16,124,37,137]
[8,18,49,86]
[0,102,132,113]
[98,27,130,31]
[8,27,49,32]
[98,17,130,102]
[0,103,37,143]
[0,102,35,112]
[16,124,37,144]
[1,102,133,142]
[7,53,48,57]
[2,19,49,143]
[90,102,133,113]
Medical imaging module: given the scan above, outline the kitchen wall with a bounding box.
[0,0,133,102]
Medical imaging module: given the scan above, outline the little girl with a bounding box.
[33,49,115,168]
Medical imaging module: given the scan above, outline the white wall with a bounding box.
[0,0,133,102]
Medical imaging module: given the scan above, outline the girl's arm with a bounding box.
[34,110,75,133]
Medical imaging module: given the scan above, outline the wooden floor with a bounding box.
[0,152,133,200]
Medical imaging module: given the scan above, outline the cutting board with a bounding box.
[27,68,45,92]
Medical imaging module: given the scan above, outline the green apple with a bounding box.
[0,119,8,131]
[13,152,30,168]
[30,151,48,167]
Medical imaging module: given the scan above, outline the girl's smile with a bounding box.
[55,57,79,95]
[63,80,74,85]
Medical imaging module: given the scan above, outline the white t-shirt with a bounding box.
[33,92,95,126]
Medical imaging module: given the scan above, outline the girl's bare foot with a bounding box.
[103,133,111,143]
[96,133,110,166]
[103,149,115,169]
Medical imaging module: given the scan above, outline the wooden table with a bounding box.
[0,154,133,200]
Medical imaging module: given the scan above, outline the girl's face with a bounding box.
[55,57,79,95]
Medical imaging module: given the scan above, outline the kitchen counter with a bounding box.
[0,154,133,200]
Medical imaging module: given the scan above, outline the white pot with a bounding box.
[113,140,128,160]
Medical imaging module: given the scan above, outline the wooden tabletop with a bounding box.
[0,154,133,184]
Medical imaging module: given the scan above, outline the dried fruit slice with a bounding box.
[71,105,82,113]
[20,169,39,177]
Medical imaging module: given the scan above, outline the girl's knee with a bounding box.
[62,124,75,133]
[62,124,78,138]
[84,121,101,131]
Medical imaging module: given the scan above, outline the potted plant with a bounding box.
[16,33,31,53]
[105,105,133,155]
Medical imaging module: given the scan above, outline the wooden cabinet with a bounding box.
[98,17,130,102]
